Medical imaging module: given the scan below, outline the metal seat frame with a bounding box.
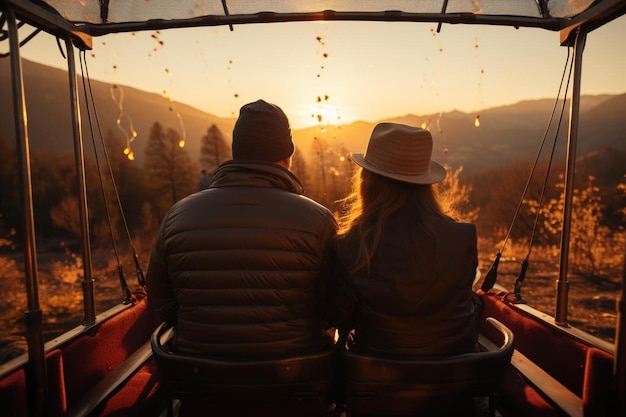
[341,317,515,417]
[150,322,338,416]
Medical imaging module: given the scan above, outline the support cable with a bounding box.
[79,52,147,291]
[514,56,574,301]
[481,46,573,292]
[78,50,134,303]
[65,36,96,325]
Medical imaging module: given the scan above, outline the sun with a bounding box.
[310,101,342,126]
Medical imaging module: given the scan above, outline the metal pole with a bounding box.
[614,245,626,416]
[65,38,96,324]
[555,28,586,326]
[3,2,47,415]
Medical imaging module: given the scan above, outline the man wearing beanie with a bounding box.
[146,99,338,359]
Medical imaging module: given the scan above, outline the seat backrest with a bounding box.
[150,322,337,406]
[342,317,514,417]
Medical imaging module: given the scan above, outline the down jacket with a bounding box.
[146,161,338,357]
[328,206,479,356]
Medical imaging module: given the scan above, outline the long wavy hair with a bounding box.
[336,167,453,274]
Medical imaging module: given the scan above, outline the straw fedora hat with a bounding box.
[350,122,446,185]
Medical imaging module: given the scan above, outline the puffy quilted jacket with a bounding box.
[146,161,338,357]
[329,207,479,356]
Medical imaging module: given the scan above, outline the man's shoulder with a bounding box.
[274,193,337,230]
[294,194,335,215]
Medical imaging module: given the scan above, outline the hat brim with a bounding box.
[350,153,447,185]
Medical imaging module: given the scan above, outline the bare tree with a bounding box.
[525,175,625,282]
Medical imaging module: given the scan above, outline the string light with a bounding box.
[109,84,138,160]
[473,37,485,127]
[162,89,187,148]
[149,31,165,57]
[421,25,447,154]
[227,58,239,119]
[311,30,342,133]
[151,30,186,149]
[98,37,141,161]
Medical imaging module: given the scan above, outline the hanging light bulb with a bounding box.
[474,114,480,127]
[178,140,185,148]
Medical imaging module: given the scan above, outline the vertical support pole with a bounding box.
[555,28,586,326]
[65,38,96,324]
[4,2,47,416]
[614,246,626,416]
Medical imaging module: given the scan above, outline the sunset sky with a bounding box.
[18,14,626,129]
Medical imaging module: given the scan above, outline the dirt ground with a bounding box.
[1,247,622,363]
[480,257,620,343]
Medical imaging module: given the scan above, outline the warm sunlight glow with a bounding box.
[311,101,341,126]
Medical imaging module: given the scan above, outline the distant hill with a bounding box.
[297,94,626,176]
[0,59,236,166]
[1,59,625,176]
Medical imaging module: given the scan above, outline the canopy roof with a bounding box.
[6,0,626,48]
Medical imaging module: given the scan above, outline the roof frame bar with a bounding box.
[54,12,566,36]
[7,0,91,48]
[536,0,551,19]
[99,0,110,24]
[8,0,626,46]
[560,0,626,45]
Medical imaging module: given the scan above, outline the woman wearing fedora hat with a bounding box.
[328,122,481,356]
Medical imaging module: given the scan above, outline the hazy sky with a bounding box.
[18,15,626,129]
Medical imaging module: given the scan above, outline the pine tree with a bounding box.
[199,124,231,174]
[144,122,198,220]
[290,148,312,194]
[102,130,147,238]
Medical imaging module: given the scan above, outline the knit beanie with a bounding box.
[232,99,295,162]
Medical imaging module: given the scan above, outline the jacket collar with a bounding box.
[210,160,304,195]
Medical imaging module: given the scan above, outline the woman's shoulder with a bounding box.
[432,217,477,238]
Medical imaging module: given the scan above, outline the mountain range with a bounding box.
[1,59,625,177]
